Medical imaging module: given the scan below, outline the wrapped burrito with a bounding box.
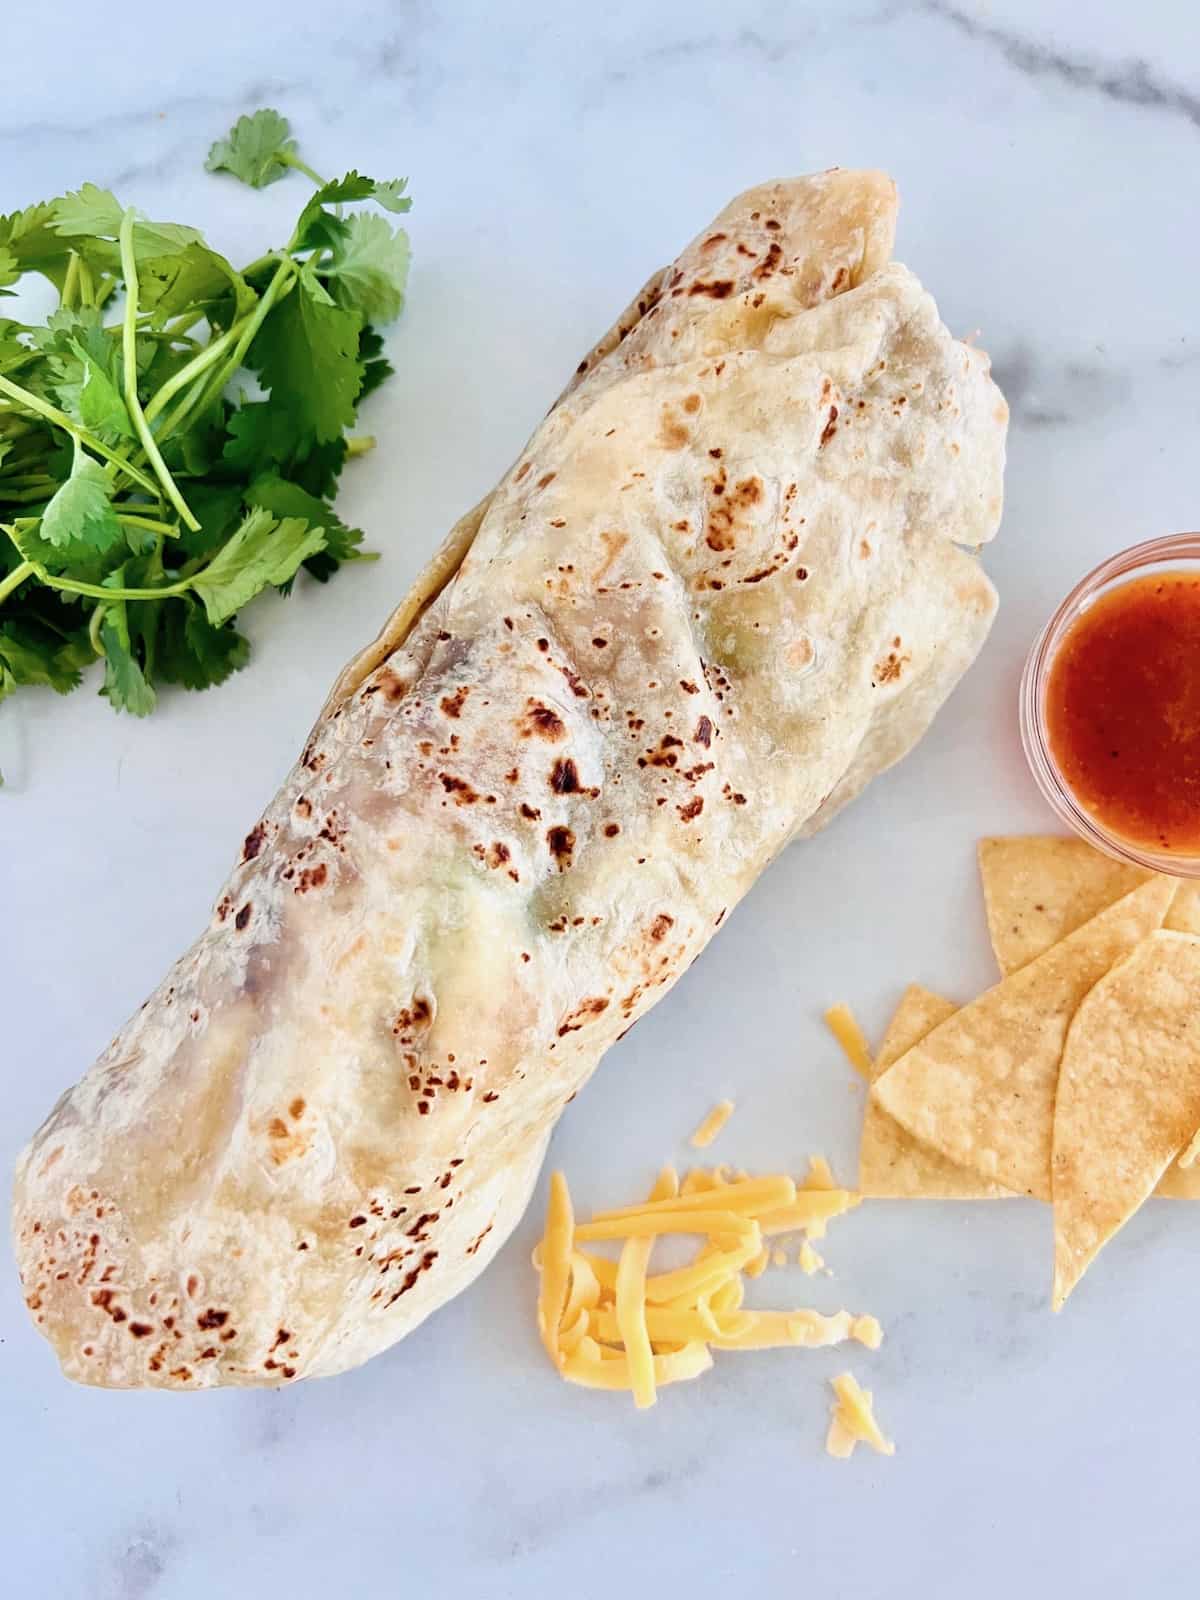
[13,170,1006,1387]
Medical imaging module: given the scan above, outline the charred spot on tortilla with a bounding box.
[241,824,268,862]
[519,699,567,741]
[439,773,480,805]
[557,997,611,1036]
[547,826,576,869]
[550,759,581,795]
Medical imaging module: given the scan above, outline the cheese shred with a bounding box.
[689,1099,735,1148]
[824,1003,873,1079]
[532,1150,885,1454]
[826,1371,895,1458]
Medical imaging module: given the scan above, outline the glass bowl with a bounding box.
[1019,532,1200,879]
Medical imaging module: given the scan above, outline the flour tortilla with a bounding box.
[1052,932,1200,1307]
[14,170,1007,1388]
[874,879,1175,1199]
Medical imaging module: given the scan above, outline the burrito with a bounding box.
[13,170,1007,1388]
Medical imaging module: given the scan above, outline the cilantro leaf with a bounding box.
[39,448,122,553]
[190,509,326,624]
[138,241,254,322]
[245,471,371,574]
[168,481,243,560]
[51,189,202,279]
[68,340,134,442]
[0,620,85,697]
[250,282,364,444]
[6,513,107,576]
[0,201,70,281]
[289,437,347,500]
[358,325,394,401]
[371,179,412,215]
[0,247,18,289]
[322,213,409,325]
[99,597,156,716]
[293,172,411,253]
[156,600,250,689]
[220,401,296,474]
[50,183,123,236]
[206,110,297,189]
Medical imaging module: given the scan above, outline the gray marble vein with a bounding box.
[923,0,1200,130]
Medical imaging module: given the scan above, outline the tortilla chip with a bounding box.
[978,837,1200,1197]
[978,837,1153,977]
[1166,883,1200,937]
[874,878,1176,1199]
[860,986,1011,1199]
[979,836,1200,975]
[1052,932,1200,1308]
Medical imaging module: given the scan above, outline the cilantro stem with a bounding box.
[0,485,54,505]
[78,256,95,309]
[346,435,376,457]
[0,559,34,607]
[156,256,296,445]
[33,569,192,604]
[61,252,80,309]
[118,209,200,532]
[88,602,106,655]
[142,317,243,425]
[279,152,326,188]
[117,513,178,536]
[0,374,159,495]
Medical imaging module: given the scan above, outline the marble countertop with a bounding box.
[4,2,1199,1595]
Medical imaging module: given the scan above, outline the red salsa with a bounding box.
[1046,571,1200,854]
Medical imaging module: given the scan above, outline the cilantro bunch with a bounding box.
[0,110,410,714]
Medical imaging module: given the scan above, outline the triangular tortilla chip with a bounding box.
[1166,883,1200,937]
[1052,932,1200,1308]
[978,837,1200,1197]
[874,878,1175,1199]
[979,835,1200,975]
[978,837,1153,977]
[860,986,1012,1199]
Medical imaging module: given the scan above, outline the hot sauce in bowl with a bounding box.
[1021,534,1200,876]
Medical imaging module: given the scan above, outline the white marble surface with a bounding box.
[4,2,1200,1595]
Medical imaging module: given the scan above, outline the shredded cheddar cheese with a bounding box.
[615,1234,656,1407]
[592,1174,796,1224]
[824,1003,873,1079]
[532,1151,886,1454]
[803,1155,837,1190]
[826,1371,894,1458]
[798,1239,825,1275]
[689,1098,735,1148]
[536,1171,575,1366]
